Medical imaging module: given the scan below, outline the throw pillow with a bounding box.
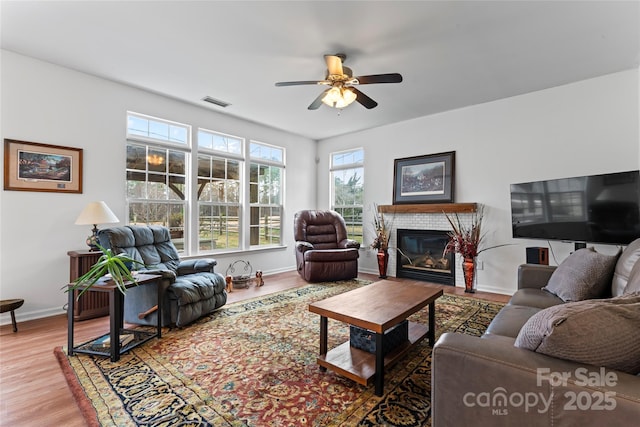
[611,238,640,297]
[625,260,640,294]
[514,293,640,374]
[543,247,619,301]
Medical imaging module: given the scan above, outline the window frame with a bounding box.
[125,112,192,253]
[125,111,192,254]
[196,129,245,252]
[125,113,288,255]
[127,111,190,148]
[249,140,285,248]
[330,148,364,244]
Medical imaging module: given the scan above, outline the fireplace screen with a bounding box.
[396,229,455,285]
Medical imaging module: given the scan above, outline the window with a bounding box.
[198,130,242,155]
[127,113,188,145]
[331,148,364,243]
[125,147,188,251]
[249,141,284,247]
[125,112,286,255]
[197,130,243,251]
[126,113,190,251]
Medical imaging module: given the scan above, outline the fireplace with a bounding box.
[396,229,455,285]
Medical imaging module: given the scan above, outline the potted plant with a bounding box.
[370,204,391,278]
[443,208,484,293]
[370,204,390,251]
[369,204,415,278]
[443,205,508,292]
[67,244,143,296]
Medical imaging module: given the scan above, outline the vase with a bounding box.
[377,249,389,279]
[462,257,477,293]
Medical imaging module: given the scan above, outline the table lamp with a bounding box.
[75,201,120,251]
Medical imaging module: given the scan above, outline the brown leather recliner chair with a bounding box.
[293,210,361,282]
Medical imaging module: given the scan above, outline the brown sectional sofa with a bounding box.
[432,240,640,426]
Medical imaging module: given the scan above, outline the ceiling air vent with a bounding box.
[202,96,231,108]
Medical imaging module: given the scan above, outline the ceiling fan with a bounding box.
[275,54,403,110]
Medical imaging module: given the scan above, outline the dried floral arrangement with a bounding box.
[370,204,390,250]
[443,207,484,259]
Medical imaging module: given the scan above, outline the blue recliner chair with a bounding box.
[97,225,226,328]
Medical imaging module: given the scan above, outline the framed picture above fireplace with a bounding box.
[393,151,455,204]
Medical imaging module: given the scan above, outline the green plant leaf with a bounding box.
[65,243,146,298]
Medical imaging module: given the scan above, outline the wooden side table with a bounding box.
[68,250,109,321]
[0,299,24,332]
[67,273,163,362]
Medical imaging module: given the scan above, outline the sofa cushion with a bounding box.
[626,260,640,294]
[542,247,618,302]
[611,238,640,296]
[484,304,542,338]
[480,334,517,346]
[514,293,640,375]
[508,288,565,309]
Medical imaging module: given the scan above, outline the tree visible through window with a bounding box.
[331,148,364,243]
[126,112,286,254]
[250,141,283,247]
[126,113,189,251]
[197,130,243,251]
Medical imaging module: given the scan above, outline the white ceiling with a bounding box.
[2,1,639,141]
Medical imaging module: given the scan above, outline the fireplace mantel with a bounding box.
[378,203,477,214]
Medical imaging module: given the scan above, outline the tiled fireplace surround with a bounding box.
[379,203,477,289]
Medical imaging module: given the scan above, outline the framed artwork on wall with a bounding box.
[393,151,455,204]
[4,139,83,193]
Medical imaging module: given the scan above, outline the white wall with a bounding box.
[0,50,317,323]
[2,49,638,323]
[317,69,640,294]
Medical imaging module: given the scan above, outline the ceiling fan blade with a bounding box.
[308,89,329,110]
[355,73,403,84]
[275,80,328,87]
[325,55,344,76]
[352,87,378,109]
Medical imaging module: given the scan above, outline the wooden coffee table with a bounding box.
[308,279,443,396]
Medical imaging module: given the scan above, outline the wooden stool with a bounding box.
[1,299,24,332]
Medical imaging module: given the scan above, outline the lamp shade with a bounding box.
[75,201,120,225]
[322,86,357,109]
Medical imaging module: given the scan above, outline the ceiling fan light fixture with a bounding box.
[275,54,401,110]
[322,86,357,109]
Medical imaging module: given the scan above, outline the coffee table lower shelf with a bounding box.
[317,321,428,386]
[71,328,158,359]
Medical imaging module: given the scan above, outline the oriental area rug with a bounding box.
[55,279,504,427]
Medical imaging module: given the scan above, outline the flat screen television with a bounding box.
[511,170,640,245]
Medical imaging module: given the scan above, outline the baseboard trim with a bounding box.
[475,283,513,296]
[0,307,66,326]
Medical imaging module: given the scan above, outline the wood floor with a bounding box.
[0,271,509,427]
